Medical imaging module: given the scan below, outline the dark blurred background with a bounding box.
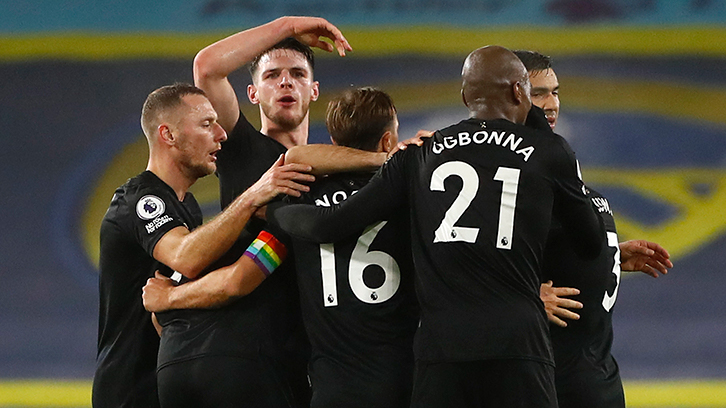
[1,0,725,406]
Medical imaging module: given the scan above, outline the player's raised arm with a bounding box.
[194,16,351,133]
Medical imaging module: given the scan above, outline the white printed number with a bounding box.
[430,162,520,250]
[319,221,401,307]
[601,231,621,312]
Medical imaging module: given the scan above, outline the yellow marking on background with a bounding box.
[563,77,726,126]
[1,379,726,407]
[625,380,726,407]
[584,168,726,259]
[0,380,90,407]
[1,26,726,61]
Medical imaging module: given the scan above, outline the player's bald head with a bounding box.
[461,46,531,123]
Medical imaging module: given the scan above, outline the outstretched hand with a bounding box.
[619,240,673,278]
[285,16,353,56]
[245,154,315,207]
[540,281,583,327]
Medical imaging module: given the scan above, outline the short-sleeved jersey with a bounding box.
[271,118,604,365]
[542,188,625,405]
[93,170,203,408]
[287,172,419,408]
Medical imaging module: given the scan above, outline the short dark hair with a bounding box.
[326,87,397,152]
[513,50,552,73]
[141,83,206,138]
[248,38,315,78]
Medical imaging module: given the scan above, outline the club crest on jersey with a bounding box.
[136,195,166,220]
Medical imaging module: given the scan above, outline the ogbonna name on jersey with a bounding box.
[432,130,535,162]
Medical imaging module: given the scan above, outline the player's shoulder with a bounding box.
[433,118,479,137]
[226,112,285,151]
[300,172,373,207]
[111,171,177,219]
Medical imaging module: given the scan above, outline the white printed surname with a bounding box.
[432,130,535,162]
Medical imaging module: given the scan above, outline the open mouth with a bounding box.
[278,96,296,105]
[544,113,557,129]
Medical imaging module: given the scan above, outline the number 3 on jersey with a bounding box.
[319,221,401,307]
[602,231,622,312]
[430,161,520,250]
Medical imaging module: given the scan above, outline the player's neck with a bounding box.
[260,116,309,149]
[146,157,195,201]
[469,106,524,125]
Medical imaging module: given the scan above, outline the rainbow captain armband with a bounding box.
[243,231,287,277]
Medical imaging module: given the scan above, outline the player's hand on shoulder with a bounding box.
[389,129,434,158]
[142,271,175,313]
[540,281,582,328]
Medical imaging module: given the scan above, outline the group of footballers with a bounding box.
[93,16,673,408]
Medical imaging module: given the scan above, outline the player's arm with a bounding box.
[269,148,410,242]
[540,281,583,327]
[619,239,673,277]
[152,155,313,279]
[284,128,434,176]
[193,16,352,133]
[143,231,285,312]
[284,145,387,176]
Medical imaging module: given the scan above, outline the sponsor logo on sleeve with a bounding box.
[136,195,165,220]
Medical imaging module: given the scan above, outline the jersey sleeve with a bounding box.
[126,189,189,259]
[267,148,411,243]
[549,136,605,259]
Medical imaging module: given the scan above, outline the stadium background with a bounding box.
[1,0,725,406]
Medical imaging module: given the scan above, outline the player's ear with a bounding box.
[512,81,526,105]
[158,123,175,146]
[311,81,320,102]
[247,84,259,105]
[378,130,394,153]
[461,89,469,108]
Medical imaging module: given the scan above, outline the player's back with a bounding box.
[399,118,602,364]
[291,172,419,408]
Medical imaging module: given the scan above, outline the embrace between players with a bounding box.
[93,16,672,408]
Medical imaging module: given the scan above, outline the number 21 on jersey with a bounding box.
[430,161,520,249]
[319,221,401,307]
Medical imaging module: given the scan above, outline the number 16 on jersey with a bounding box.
[319,221,402,307]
